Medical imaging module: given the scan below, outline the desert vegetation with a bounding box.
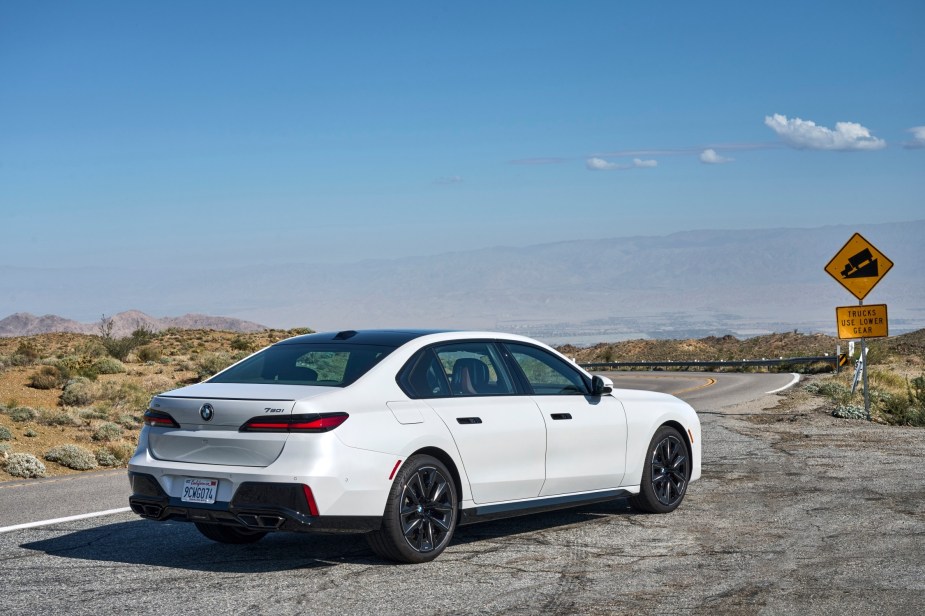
[0,325,312,479]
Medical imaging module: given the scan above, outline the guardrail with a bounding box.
[580,356,838,371]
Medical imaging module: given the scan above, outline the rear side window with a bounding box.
[400,342,515,398]
[208,344,394,387]
[505,343,590,395]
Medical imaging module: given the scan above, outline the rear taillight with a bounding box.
[144,409,180,428]
[239,413,349,433]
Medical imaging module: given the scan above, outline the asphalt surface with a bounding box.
[2,371,924,615]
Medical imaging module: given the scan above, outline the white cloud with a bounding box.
[586,157,620,170]
[764,114,886,151]
[699,148,733,164]
[904,126,925,149]
[586,157,657,171]
[435,175,463,184]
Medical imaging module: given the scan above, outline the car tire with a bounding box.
[367,454,458,563]
[629,425,691,514]
[194,522,268,544]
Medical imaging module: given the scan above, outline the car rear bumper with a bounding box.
[128,472,381,533]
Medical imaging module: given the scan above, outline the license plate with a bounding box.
[181,478,218,504]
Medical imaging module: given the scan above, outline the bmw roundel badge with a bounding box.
[200,403,214,422]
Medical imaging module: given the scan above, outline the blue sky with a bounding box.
[2,1,923,271]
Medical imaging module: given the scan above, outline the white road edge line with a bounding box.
[766,373,801,395]
[0,507,132,534]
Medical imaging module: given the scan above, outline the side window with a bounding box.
[506,343,590,395]
[402,349,451,398]
[433,342,515,396]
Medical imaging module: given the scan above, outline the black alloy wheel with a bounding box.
[367,454,458,563]
[630,426,690,514]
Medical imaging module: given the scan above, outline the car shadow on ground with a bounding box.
[19,499,639,572]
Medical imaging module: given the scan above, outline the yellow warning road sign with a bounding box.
[825,233,893,300]
[836,304,888,339]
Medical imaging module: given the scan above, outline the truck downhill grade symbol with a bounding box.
[840,248,878,279]
[824,233,893,301]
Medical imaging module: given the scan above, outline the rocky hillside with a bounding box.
[563,329,925,364]
[0,310,267,338]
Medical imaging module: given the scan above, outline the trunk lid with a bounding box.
[147,383,333,467]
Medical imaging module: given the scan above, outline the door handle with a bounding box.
[550,413,572,420]
[456,417,482,424]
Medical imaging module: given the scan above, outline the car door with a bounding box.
[405,342,547,504]
[503,342,627,496]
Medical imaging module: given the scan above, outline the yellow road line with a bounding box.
[608,374,717,396]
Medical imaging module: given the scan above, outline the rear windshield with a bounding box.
[208,343,395,387]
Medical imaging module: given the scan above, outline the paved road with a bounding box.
[4,371,924,615]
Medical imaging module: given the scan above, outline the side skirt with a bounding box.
[458,489,632,526]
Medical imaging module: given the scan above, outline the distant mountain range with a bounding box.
[1,221,923,344]
[0,310,266,338]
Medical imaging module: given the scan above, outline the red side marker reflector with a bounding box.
[688,428,695,444]
[388,460,402,480]
[302,484,319,517]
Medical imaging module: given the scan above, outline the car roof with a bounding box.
[275,329,453,347]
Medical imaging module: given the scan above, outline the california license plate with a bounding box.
[181,478,218,504]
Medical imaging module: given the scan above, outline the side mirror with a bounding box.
[591,375,613,396]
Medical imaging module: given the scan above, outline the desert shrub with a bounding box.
[195,352,235,381]
[39,409,79,427]
[92,422,124,442]
[60,377,96,406]
[5,453,46,478]
[876,390,925,427]
[0,425,11,441]
[136,344,162,363]
[288,327,313,336]
[0,443,10,455]
[99,318,157,361]
[103,441,136,463]
[10,341,40,366]
[117,413,142,428]
[29,365,67,390]
[92,357,126,375]
[833,404,866,420]
[230,336,253,352]
[910,376,925,409]
[98,381,149,412]
[45,444,98,470]
[53,354,93,380]
[805,380,852,403]
[78,408,111,421]
[95,448,120,467]
[8,406,38,422]
[24,428,37,437]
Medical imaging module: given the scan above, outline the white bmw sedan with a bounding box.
[129,330,701,563]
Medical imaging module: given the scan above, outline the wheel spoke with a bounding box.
[429,478,448,503]
[402,516,423,537]
[431,516,451,532]
[407,473,425,504]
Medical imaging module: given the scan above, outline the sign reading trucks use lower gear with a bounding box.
[836,304,888,339]
[824,233,894,301]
